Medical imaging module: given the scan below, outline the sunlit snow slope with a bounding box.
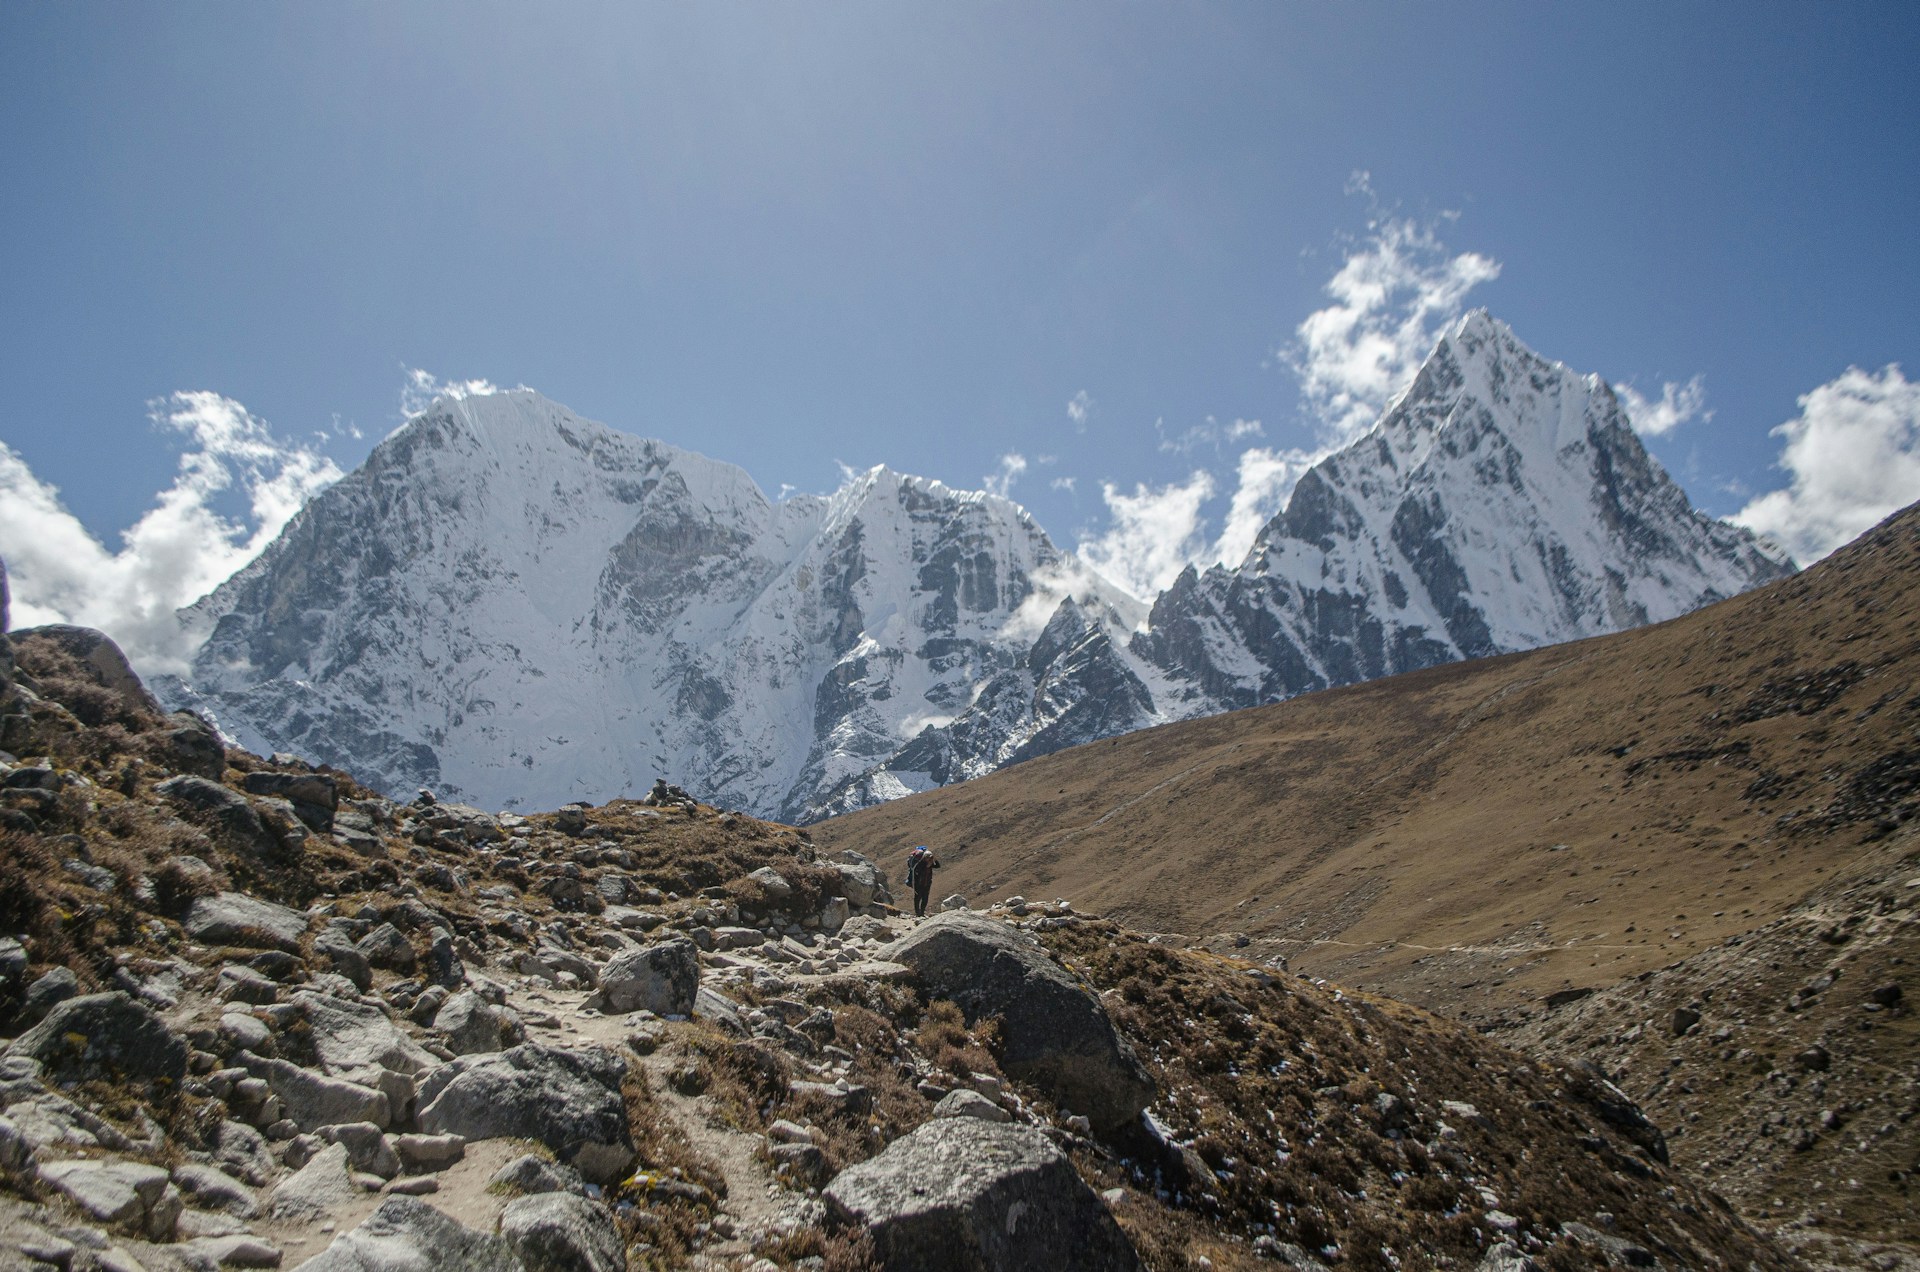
[165,315,1792,820]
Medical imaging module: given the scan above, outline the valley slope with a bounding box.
[815,502,1920,1023]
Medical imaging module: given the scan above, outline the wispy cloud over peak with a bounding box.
[1287,196,1501,445]
[399,368,506,420]
[1617,375,1710,437]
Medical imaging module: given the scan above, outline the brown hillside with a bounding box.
[816,503,1920,1026]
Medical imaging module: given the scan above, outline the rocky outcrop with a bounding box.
[593,938,698,1015]
[6,625,162,717]
[883,913,1153,1135]
[5,992,188,1088]
[417,1044,634,1184]
[825,1119,1140,1272]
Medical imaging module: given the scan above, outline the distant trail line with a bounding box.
[1256,936,1649,955]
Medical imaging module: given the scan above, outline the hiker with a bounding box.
[905,844,941,918]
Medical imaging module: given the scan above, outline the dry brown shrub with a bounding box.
[615,1064,731,1267]
[758,1225,880,1271]
[0,830,80,974]
[913,998,1003,1083]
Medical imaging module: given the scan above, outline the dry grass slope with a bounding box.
[816,503,1920,1028]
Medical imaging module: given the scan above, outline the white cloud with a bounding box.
[1617,375,1710,437]
[983,453,1028,499]
[1067,390,1094,432]
[1050,476,1077,494]
[1073,192,1502,600]
[399,368,503,421]
[1078,471,1215,601]
[1734,364,1920,563]
[1287,208,1501,445]
[0,392,343,677]
[1213,446,1317,568]
[1157,415,1266,455]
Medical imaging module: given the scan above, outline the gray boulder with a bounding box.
[292,1195,522,1270]
[316,931,374,991]
[882,913,1153,1134]
[37,1158,181,1240]
[933,1089,1010,1123]
[266,1141,357,1223]
[321,1120,402,1178]
[171,1161,260,1219]
[417,1044,634,1184]
[294,990,439,1087]
[358,922,418,972]
[157,776,281,858]
[256,1055,391,1131]
[161,710,227,780]
[835,856,886,907]
[824,1119,1139,1272]
[432,990,521,1055]
[185,891,310,951]
[242,770,338,831]
[595,939,697,1016]
[5,991,188,1087]
[499,1192,626,1272]
[17,965,79,1025]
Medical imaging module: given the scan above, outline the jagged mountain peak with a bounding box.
[165,316,1795,821]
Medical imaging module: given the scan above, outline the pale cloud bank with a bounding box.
[1735,364,1920,563]
[0,392,342,676]
[1288,211,1502,446]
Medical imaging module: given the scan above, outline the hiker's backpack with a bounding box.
[905,846,928,887]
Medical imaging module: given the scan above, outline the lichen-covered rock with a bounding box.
[595,939,697,1016]
[5,991,188,1088]
[417,1044,634,1184]
[882,912,1153,1134]
[824,1119,1140,1272]
[499,1191,626,1272]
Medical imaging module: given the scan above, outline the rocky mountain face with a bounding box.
[0,636,1799,1270]
[162,314,1791,820]
[161,391,1136,823]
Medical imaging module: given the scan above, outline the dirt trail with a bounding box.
[639,1050,789,1244]
[500,980,804,1261]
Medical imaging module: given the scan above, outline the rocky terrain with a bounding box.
[818,502,1920,1267]
[0,599,1799,1267]
[1501,825,1918,1272]
[160,314,1788,824]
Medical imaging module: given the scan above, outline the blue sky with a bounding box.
[2,3,1917,657]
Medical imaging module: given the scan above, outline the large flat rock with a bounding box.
[825,1118,1139,1272]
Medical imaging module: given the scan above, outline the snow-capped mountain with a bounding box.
[164,313,1794,820]
[843,312,1794,808]
[163,390,1135,821]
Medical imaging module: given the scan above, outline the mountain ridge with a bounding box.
[162,314,1792,820]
